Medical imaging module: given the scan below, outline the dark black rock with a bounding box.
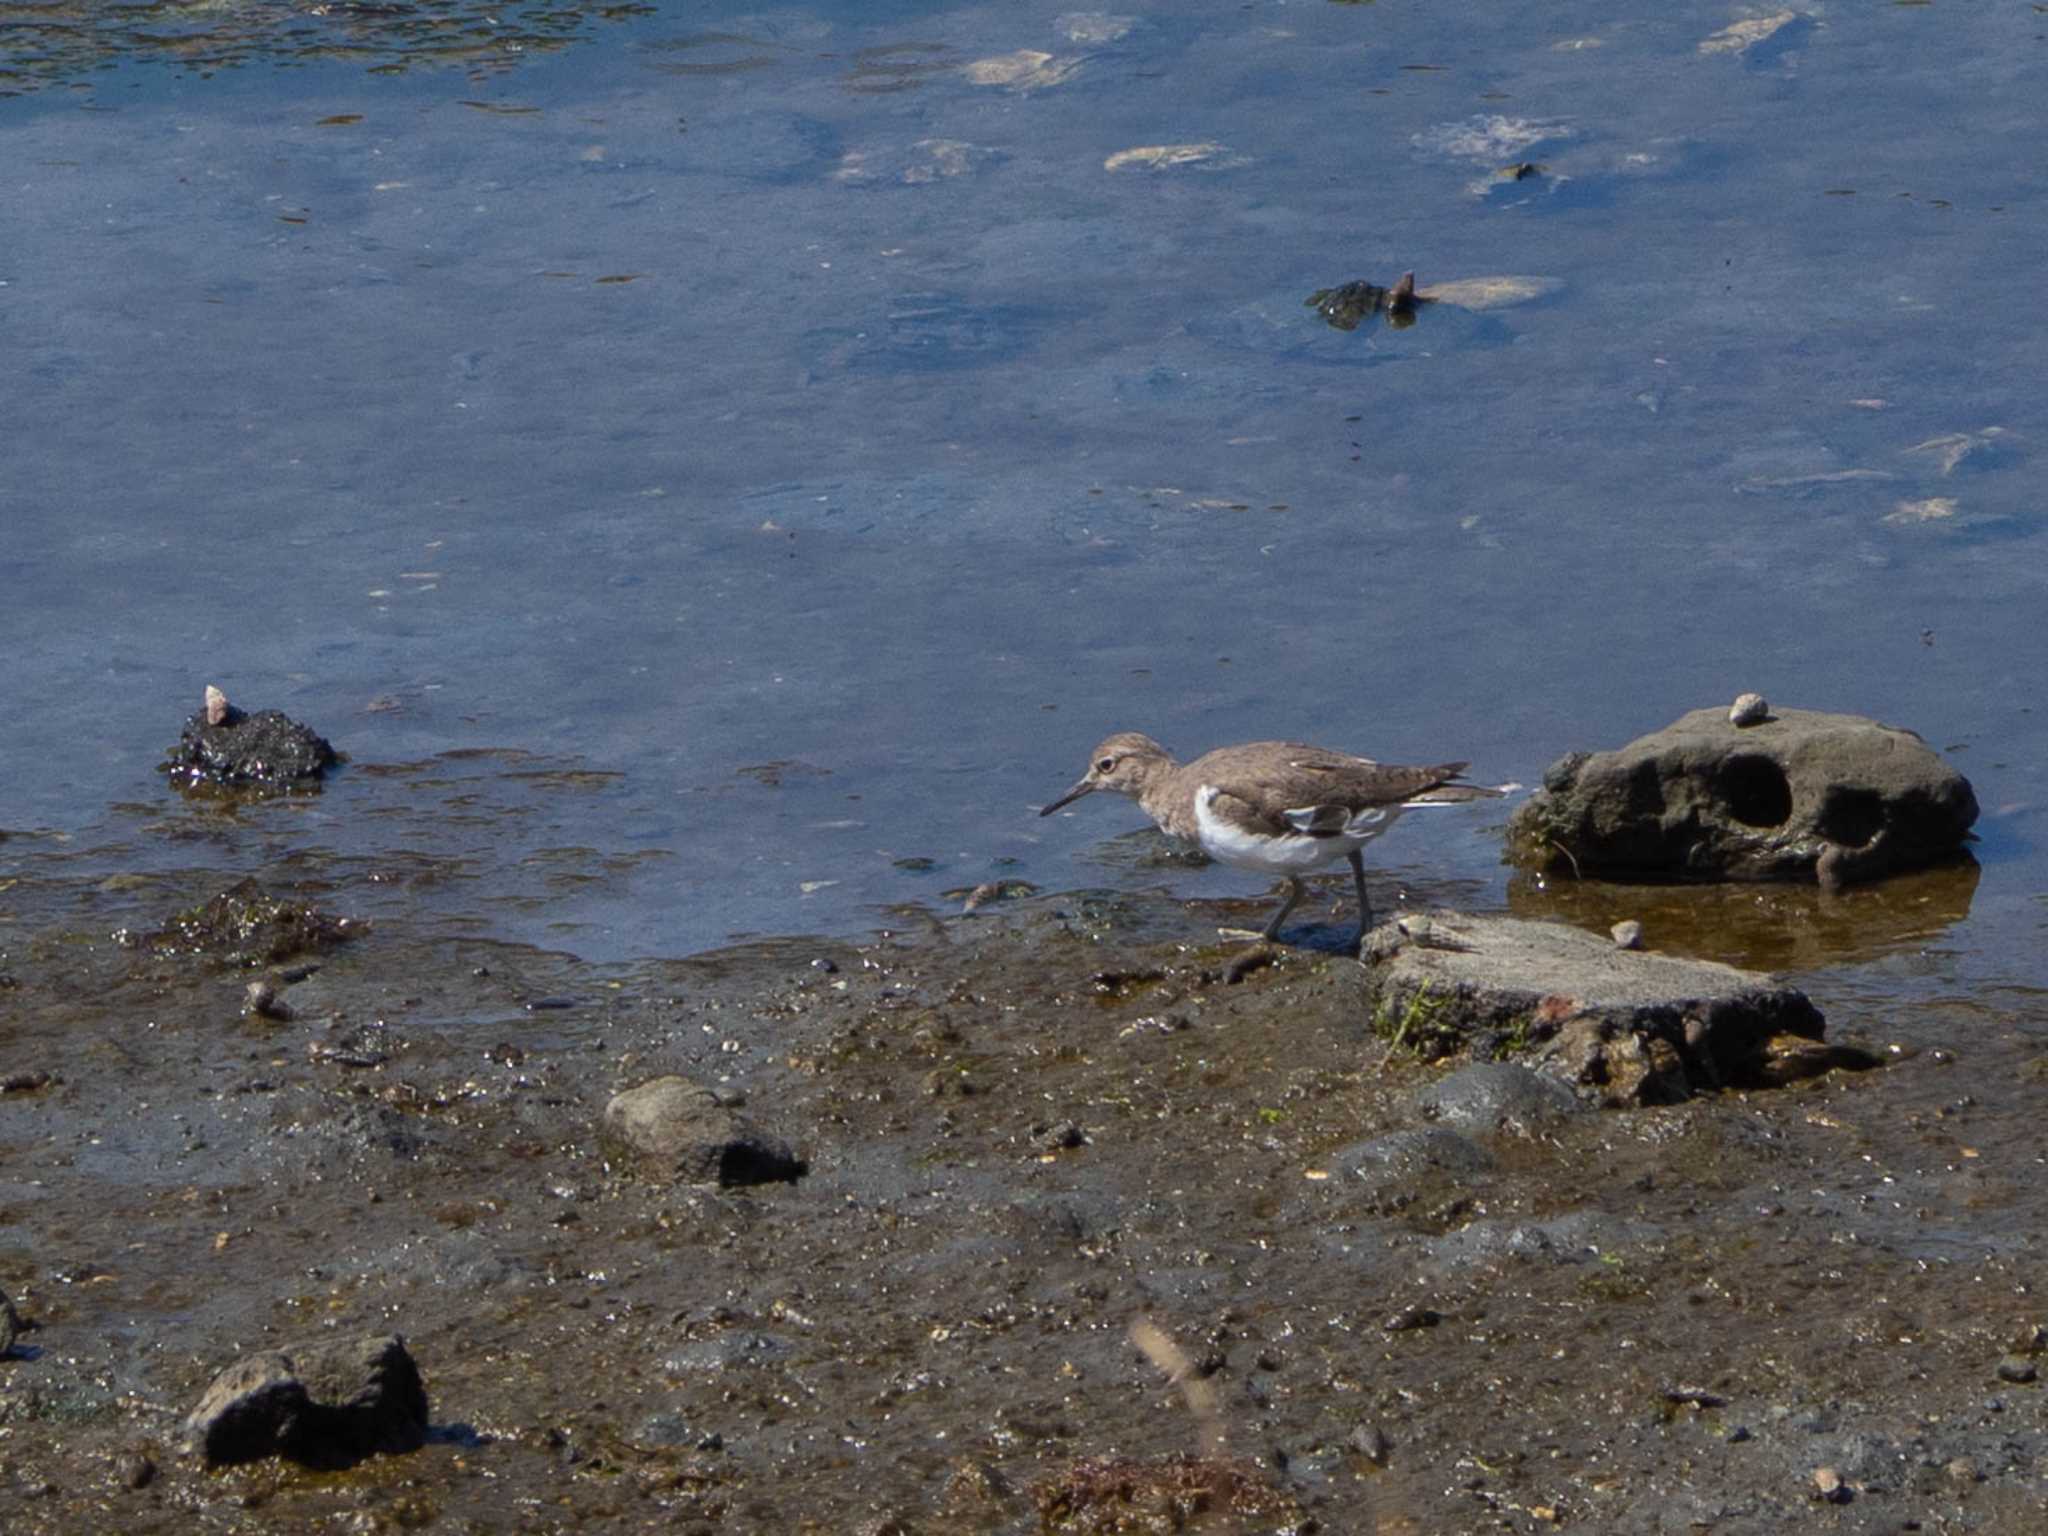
[185,1333,428,1469]
[1306,272,1422,331]
[162,704,336,792]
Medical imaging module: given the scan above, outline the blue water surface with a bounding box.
[2,2,2041,986]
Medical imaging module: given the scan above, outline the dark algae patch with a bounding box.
[126,877,359,967]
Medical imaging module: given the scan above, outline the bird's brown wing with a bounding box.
[1194,743,1469,836]
[1261,745,1469,816]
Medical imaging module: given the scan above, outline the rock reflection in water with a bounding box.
[1507,855,1981,973]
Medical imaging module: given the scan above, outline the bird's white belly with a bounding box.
[1192,787,1399,873]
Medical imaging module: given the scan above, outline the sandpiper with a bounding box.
[1040,732,1502,943]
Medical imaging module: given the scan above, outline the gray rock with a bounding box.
[1423,1210,1663,1269]
[663,1331,796,1374]
[1332,1125,1495,1179]
[1509,706,1976,885]
[1,1292,20,1356]
[1327,1126,1494,1216]
[185,1333,427,1468]
[1414,1062,1587,1135]
[1363,912,1828,1103]
[603,1076,806,1186]
[1610,919,1643,950]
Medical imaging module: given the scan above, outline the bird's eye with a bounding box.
[1096,757,1116,773]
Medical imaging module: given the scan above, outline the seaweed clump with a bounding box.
[132,878,358,968]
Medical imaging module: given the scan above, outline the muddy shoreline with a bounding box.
[1,860,2043,1533]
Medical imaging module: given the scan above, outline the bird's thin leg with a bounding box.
[1348,850,1374,940]
[1260,875,1304,941]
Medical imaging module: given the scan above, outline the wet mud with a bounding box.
[2,864,2045,1533]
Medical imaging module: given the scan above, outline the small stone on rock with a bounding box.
[1812,1465,1849,1503]
[1611,920,1644,950]
[205,684,231,727]
[1729,692,1769,726]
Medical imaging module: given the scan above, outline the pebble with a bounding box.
[1811,1465,1849,1503]
[1223,945,1277,985]
[1348,1423,1390,1464]
[245,978,292,1021]
[1610,919,1644,950]
[1382,1306,1442,1333]
[1036,1121,1088,1151]
[1729,692,1769,727]
[1994,1354,2037,1383]
[205,684,231,727]
[1944,1456,1981,1484]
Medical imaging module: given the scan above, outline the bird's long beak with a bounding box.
[1039,779,1096,817]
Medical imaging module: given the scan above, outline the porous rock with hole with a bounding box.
[1507,706,1976,886]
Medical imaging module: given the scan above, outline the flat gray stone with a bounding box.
[1363,912,1830,1104]
[603,1076,806,1186]
[1508,705,1976,884]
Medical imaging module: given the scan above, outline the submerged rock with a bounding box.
[1508,706,1977,885]
[1364,912,1836,1103]
[603,1077,807,1187]
[1306,271,1420,331]
[185,1333,427,1469]
[161,686,336,792]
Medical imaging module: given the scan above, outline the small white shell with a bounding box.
[204,684,230,727]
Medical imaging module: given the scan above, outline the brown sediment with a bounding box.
[0,868,2042,1530]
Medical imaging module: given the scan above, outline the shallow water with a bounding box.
[3,2,2042,995]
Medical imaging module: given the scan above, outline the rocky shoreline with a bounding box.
[2,855,2044,1532]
